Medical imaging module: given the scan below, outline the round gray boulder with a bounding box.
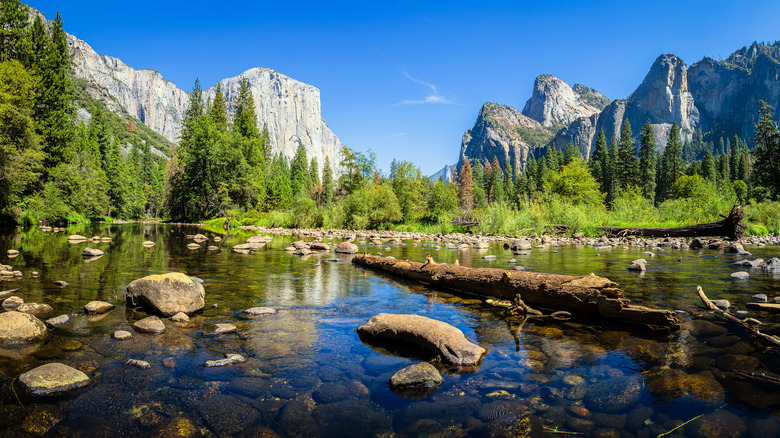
[126,272,205,316]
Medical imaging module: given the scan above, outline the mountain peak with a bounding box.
[521,74,600,127]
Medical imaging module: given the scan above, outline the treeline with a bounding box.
[0,1,166,225]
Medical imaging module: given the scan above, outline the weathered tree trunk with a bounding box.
[352,254,681,328]
[595,206,747,240]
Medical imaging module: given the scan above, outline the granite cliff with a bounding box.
[58,10,343,168]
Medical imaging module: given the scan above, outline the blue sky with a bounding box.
[30,0,780,175]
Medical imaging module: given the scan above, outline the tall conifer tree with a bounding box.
[638,120,656,202]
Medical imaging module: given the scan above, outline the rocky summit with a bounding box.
[458,42,780,170]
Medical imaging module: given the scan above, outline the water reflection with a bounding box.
[0,224,779,436]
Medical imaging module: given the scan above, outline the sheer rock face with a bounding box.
[458,102,550,175]
[689,45,780,139]
[68,35,188,142]
[522,74,601,127]
[203,68,342,170]
[63,18,342,170]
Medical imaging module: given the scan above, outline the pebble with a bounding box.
[204,354,246,367]
[45,314,71,328]
[124,359,151,370]
[242,307,277,316]
[204,323,237,336]
[170,312,190,323]
[113,330,134,340]
[730,271,750,279]
[752,294,768,302]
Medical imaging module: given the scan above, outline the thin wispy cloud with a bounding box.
[386,132,406,138]
[393,71,457,106]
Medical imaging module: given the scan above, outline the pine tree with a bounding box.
[606,138,618,202]
[589,129,608,192]
[259,123,272,168]
[490,156,504,203]
[730,136,740,181]
[661,122,684,199]
[321,155,333,204]
[180,78,204,144]
[459,158,473,210]
[290,144,309,195]
[209,82,229,132]
[525,156,538,195]
[36,12,74,173]
[503,161,514,203]
[0,0,29,62]
[717,153,729,182]
[616,118,636,190]
[563,141,580,165]
[752,100,780,198]
[24,15,46,69]
[638,120,656,202]
[700,149,715,181]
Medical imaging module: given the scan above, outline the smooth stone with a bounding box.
[113,330,134,340]
[627,261,646,272]
[141,241,156,247]
[126,272,206,316]
[711,299,731,310]
[2,295,24,309]
[242,307,277,316]
[82,247,104,257]
[688,409,746,438]
[186,243,200,249]
[730,271,750,279]
[310,242,330,251]
[170,312,190,323]
[584,377,643,414]
[7,249,19,256]
[334,242,359,254]
[753,294,768,302]
[84,301,114,314]
[53,280,69,287]
[67,235,88,242]
[132,316,166,334]
[45,314,71,328]
[124,359,151,370]
[0,311,47,342]
[19,363,90,395]
[357,313,485,367]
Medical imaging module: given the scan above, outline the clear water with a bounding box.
[1,224,779,437]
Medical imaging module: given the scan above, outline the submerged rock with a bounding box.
[357,313,486,367]
[84,301,114,314]
[204,353,246,367]
[126,272,205,316]
[113,330,133,340]
[132,316,166,334]
[19,363,90,395]
[204,323,237,336]
[242,306,277,316]
[124,359,151,370]
[389,362,443,397]
[2,295,23,309]
[584,377,643,414]
[17,302,53,315]
[0,311,47,342]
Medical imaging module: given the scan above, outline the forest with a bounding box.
[3,1,780,237]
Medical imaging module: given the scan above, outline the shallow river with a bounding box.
[1,224,780,437]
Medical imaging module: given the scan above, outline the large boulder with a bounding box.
[357,313,485,367]
[126,272,205,316]
[334,242,359,254]
[19,363,90,395]
[0,311,47,342]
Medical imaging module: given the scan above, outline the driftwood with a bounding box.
[352,254,681,328]
[595,206,747,240]
[696,286,780,347]
[746,303,780,313]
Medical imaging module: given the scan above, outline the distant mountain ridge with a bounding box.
[456,41,780,174]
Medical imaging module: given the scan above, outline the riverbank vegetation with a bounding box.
[2,1,780,237]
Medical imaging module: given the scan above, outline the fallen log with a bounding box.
[696,286,780,347]
[352,254,681,328]
[595,206,747,240]
[746,302,780,313]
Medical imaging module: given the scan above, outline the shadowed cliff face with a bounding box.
[689,50,780,140]
[458,103,551,174]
